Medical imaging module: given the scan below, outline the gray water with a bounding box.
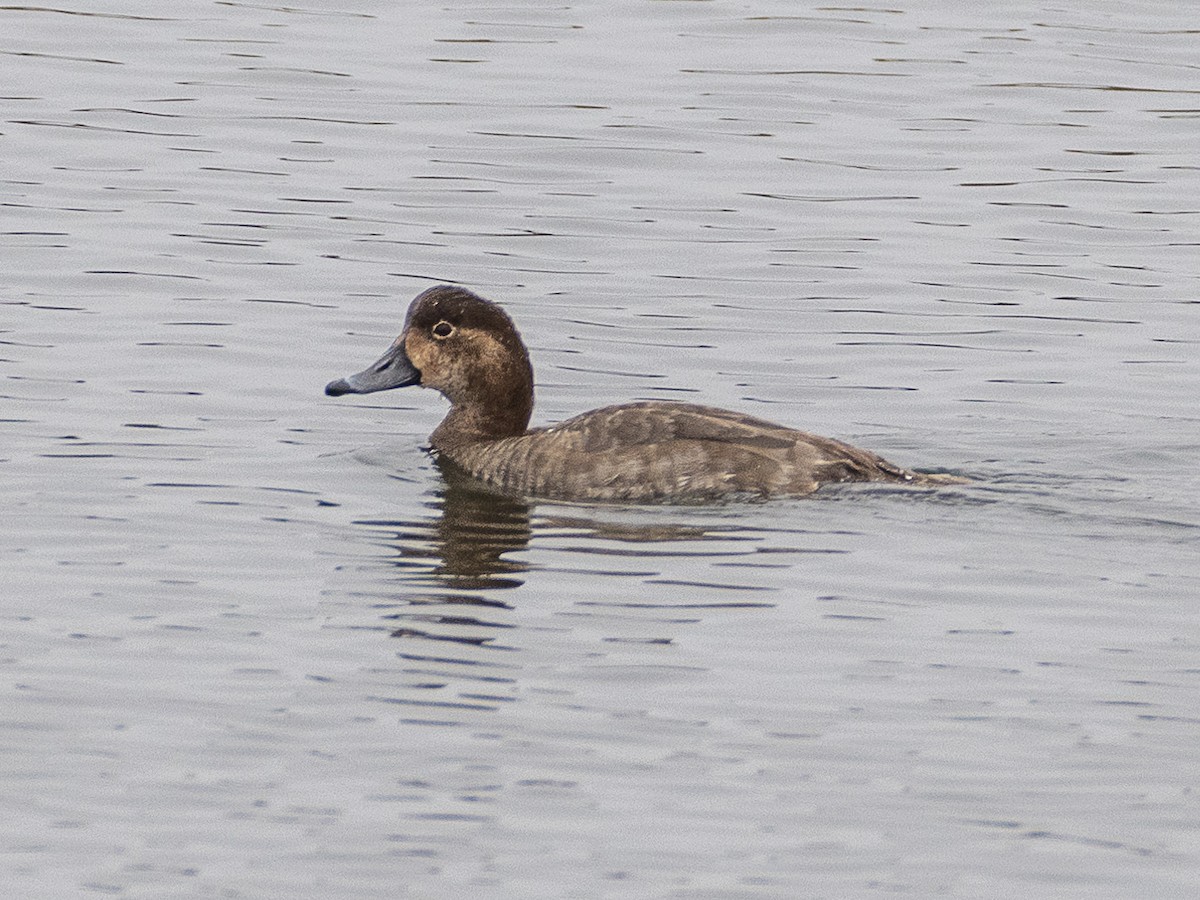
[3,2,1198,898]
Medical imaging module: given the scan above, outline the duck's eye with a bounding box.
[431,320,455,339]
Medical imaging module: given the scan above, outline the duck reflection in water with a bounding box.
[372,457,736,590]
[349,460,530,648]
[358,458,780,647]
[418,456,534,590]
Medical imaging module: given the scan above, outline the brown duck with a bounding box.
[325,285,965,502]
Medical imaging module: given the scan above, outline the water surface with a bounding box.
[3,2,1198,897]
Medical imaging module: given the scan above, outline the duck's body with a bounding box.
[437,401,942,503]
[326,286,964,503]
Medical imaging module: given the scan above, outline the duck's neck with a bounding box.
[431,386,533,452]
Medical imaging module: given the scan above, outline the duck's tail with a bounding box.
[909,470,971,486]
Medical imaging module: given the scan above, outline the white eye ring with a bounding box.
[431,320,454,339]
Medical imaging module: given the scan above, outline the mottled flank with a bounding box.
[327,286,967,503]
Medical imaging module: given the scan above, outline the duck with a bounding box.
[325,285,965,503]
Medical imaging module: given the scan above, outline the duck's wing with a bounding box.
[558,402,797,453]
[561,402,903,473]
[568,404,967,489]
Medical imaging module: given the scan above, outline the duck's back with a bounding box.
[437,401,932,502]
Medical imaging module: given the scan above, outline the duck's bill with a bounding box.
[325,340,420,396]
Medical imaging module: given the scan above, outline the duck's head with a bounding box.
[325,285,535,438]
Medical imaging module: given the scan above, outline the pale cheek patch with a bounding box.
[407,328,477,398]
[404,332,436,386]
